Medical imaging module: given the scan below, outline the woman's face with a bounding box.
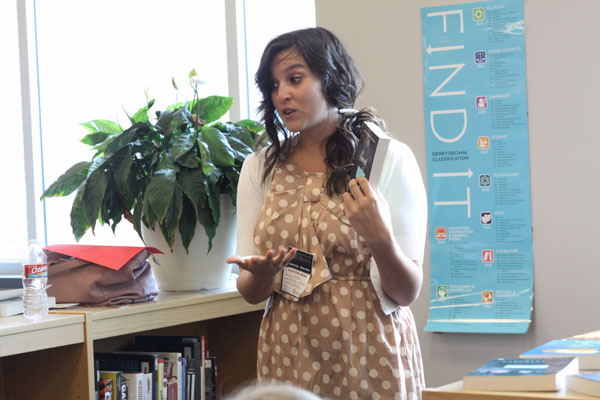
[270,49,337,136]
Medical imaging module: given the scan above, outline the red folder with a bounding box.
[44,244,163,271]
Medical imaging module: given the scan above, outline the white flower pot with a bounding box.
[143,195,236,291]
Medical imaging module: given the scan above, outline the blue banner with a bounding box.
[421,0,533,333]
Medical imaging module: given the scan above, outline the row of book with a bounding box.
[462,329,600,396]
[94,335,217,400]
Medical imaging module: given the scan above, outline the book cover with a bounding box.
[351,121,391,189]
[99,378,113,400]
[122,372,145,400]
[462,357,579,392]
[569,330,600,340]
[130,345,186,400]
[100,371,128,400]
[134,336,202,400]
[143,373,153,400]
[0,296,56,317]
[204,357,217,400]
[566,372,600,397]
[95,352,159,400]
[520,338,600,369]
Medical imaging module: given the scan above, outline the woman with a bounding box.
[227,27,427,400]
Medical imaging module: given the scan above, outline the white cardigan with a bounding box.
[235,139,428,315]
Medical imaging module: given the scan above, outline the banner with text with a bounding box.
[421,0,533,333]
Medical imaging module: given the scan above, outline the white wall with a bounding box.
[317,0,600,387]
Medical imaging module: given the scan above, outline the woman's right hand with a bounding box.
[227,247,297,304]
[227,247,297,280]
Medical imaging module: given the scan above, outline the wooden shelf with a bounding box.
[423,381,598,400]
[0,313,84,357]
[54,286,265,340]
[0,287,265,400]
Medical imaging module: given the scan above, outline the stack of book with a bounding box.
[0,287,57,317]
[94,335,217,400]
[462,329,600,394]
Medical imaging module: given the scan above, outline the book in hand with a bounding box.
[520,338,600,369]
[566,372,600,397]
[351,121,391,189]
[462,357,579,392]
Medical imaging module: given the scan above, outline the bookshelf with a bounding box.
[0,287,265,400]
[423,380,598,400]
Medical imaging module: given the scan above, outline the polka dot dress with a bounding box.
[254,160,425,400]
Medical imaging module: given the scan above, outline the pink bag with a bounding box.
[45,245,160,306]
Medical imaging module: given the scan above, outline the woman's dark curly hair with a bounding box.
[255,27,386,195]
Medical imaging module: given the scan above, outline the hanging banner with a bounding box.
[421,0,533,333]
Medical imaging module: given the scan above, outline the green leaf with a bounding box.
[142,190,157,228]
[104,124,143,157]
[170,130,196,160]
[179,197,197,253]
[161,184,183,250]
[166,102,185,112]
[190,96,233,124]
[236,119,264,136]
[133,193,144,240]
[80,120,123,146]
[146,154,177,221]
[113,146,132,195]
[200,127,235,167]
[70,186,90,241]
[197,139,215,176]
[226,136,254,160]
[178,152,200,168]
[83,167,108,233]
[196,201,216,253]
[206,177,221,226]
[179,169,207,209]
[129,99,155,124]
[40,161,91,199]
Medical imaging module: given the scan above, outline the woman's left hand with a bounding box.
[342,177,393,246]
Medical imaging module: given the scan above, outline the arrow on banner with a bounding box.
[426,45,465,55]
[433,169,473,179]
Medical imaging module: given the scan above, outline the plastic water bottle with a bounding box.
[21,239,49,320]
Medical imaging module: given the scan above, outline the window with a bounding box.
[1,0,314,274]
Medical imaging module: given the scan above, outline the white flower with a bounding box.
[189,76,206,87]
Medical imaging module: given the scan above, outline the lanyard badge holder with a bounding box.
[281,247,314,298]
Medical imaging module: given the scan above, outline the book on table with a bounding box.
[462,356,579,392]
[0,295,56,317]
[520,338,600,369]
[566,371,600,397]
[351,121,391,189]
[569,330,600,340]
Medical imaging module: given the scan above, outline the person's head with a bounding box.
[255,27,383,195]
[255,27,363,138]
[226,382,323,400]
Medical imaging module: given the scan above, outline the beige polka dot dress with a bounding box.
[254,160,425,400]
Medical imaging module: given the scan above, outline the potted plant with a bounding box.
[41,70,263,291]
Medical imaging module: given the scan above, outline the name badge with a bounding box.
[281,247,314,298]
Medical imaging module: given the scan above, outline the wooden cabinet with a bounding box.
[0,287,264,399]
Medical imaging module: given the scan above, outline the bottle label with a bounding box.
[24,263,48,278]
